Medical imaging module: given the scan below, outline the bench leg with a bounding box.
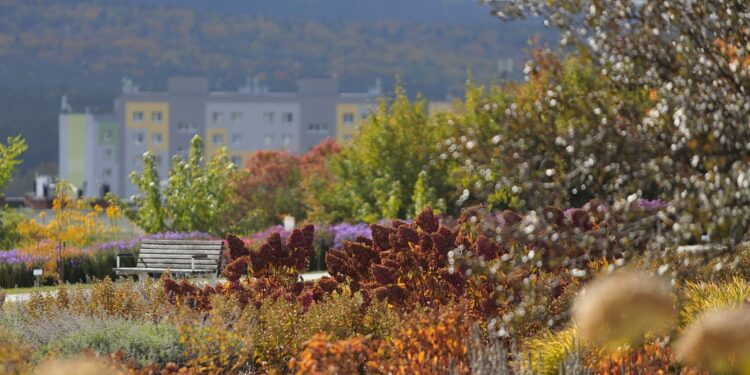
[136,271,149,282]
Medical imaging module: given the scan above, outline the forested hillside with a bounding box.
[0,0,553,193]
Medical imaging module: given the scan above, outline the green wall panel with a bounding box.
[67,115,86,186]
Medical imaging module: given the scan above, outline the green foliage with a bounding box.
[0,208,23,249]
[411,170,446,216]
[128,135,237,236]
[40,318,183,367]
[164,136,236,235]
[446,54,652,210]
[128,152,166,233]
[486,185,520,211]
[10,314,182,367]
[0,135,27,191]
[328,86,453,221]
[680,278,750,327]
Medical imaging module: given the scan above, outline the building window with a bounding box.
[231,133,242,146]
[103,168,112,177]
[134,133,144,144]
[152,111,163,123]
[212,112,224,124]
[343,112,355,124]
[263,112,274,123]
[177,122,187,132]
[190,122,198,132]
[104,148,113,159]
[282,134,292,149]
[231,111,242,122]
[212,134,224,145]
[132,111,144,123]
[264,134,273,146]
[282,112,294,123]
[231,156,242,165]
[103,129,113,140]
[152,133,163,145]
[308,123,328,133]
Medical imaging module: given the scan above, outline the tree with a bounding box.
[0,135,27,249]
[0,135,27,192]
[232,150,303,232]
[490,0,750,244]
[16,182,120,280]
[446,54,652,211]
[128,152,166,233]
[164,136,236,235]
[290,138,341,224]
[232,138,342,230]
[327,86,452,222]
[127,135,237,236]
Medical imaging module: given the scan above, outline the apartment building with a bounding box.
[59,112,121,197]
[59,76,380,199]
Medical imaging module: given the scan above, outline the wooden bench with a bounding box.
[114,239,224,280]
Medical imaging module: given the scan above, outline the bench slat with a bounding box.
[138,249,222,254]
[136,264,217,270]
[139,253,221,260]
[114,267,213,273]
[141,240,222,246]
[138,251,223,257]
[119,240,225,277]
[137,258,219,263]
[141,244,223,251]
[140,249,222,254]
[137,263,218,268]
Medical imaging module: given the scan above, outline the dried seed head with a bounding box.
[676,306,750,373]
[573,270,675,348]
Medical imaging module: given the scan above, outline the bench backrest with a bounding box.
[137,239,224,271]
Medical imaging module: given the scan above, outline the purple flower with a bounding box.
[328,223,372,249]
[146,231,213,241]
[251,225,289,244]
[633,199,666,211]
[83,232,214,255]
[0,249,42,264]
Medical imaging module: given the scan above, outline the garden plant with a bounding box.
[2,0,750,373]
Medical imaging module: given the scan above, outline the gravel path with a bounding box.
[4,271,330,303]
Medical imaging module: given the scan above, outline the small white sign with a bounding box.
[283,215,296,231]
[33,269,43,276]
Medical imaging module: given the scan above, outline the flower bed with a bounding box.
[0,207,749,373]
[0,232,213,288]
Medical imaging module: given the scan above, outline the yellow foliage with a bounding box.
[22,277,174,321]
[522,327,584,375]
[0,327,31,375]
[680,277,750,327]
[176,296,254,373]
[14,184,120,280]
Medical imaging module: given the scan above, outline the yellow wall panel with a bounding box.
[205,128,228,159]
[336,103,364,142]
[125,101,170,154]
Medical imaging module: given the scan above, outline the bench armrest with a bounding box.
[116,253,136,268]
